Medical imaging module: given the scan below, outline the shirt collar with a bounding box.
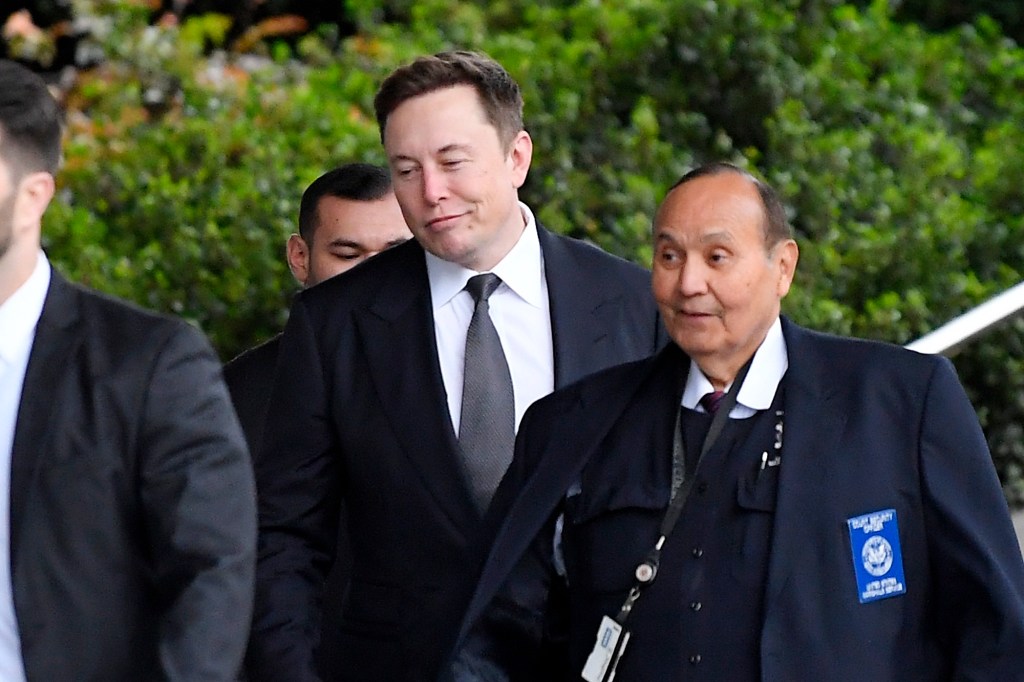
[425,201,545,308]
[0,250,51,365]
[681,317,788,411]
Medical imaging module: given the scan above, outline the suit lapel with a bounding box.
[764,319,845,609]
[540,229,620,388]
[355,245,479,530]
[9,271,81,572]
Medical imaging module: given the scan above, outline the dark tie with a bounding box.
[700,390,727,415]
[459,273,515,513]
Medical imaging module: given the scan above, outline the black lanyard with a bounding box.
[613,356,754,626]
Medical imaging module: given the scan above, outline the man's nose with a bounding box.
[421,167,448,204]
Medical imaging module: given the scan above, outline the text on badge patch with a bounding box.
[847,508,907,604]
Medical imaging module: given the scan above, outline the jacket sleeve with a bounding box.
[920,357,1024,676]
[248,298,341,682]
[449,403,573,682]
[138,322,257,680]
[452,511,569,682]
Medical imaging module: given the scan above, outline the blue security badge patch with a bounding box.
[847,508,906,604]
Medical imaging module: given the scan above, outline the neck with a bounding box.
[696,348,759,393]
[0,244,39,307]
[698,317,780,391]
[468,206,526,272]
[700,363,742,393]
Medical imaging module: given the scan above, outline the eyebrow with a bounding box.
[327,239,363,249]
[654,229,735,245]
[390,143,473,163]
[437,143,472,155]
[327,237,409,250]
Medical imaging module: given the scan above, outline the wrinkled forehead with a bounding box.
[655,174,767,240]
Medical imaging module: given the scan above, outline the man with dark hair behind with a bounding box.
[225,162,410,460]
[0,58,256,680]
[225,162,409,677]
[449,162,1024,680]
[248,50,666,681]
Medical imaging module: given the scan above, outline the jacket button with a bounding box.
[689,601,701,611]
[691,547,703,558]
[689,654,702,665]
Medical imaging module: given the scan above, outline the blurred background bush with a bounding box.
[4,0,1024,504]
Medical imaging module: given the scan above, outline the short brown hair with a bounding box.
[668,162,793,247]
[373,50,524,150]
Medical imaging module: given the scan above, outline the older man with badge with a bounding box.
[448,162,1024,681]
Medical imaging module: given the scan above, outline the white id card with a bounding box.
[581,615,629,682]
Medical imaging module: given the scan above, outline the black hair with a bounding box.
[297,163,393,242]
[0,60,63,178]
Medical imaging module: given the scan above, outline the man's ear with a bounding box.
[286,234,310,286]
[17,171,55,225]
[774,239,799,298]
[507,130,533,189]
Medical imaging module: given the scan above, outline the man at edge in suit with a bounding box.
[225,163,409,676]
[247,51,665,681]
[0,59,256,680]
[449,162,1024,680]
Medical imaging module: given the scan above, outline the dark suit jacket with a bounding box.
[453,318,1024,681]
[224,334,353,678]
[225,334,282,458]
[248,228,666,681]
[11,269,257,680]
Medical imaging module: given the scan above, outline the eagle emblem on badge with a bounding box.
[862,535,894,577]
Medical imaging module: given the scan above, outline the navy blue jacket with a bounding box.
[452,318,1024,681]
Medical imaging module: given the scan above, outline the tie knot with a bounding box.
[465,273,503,303]
[700,390,727,414]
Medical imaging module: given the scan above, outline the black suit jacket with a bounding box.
[249,227,666,681]
[453,318,1024,680]
[224,333,353,678]
[11,269,257,680]
[225,334,282,458]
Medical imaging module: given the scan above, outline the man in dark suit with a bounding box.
[224,163,410,459]
[225,163,409,677]
[0,59,256,680]
[247,51,665,682]
[450,163,1024,680]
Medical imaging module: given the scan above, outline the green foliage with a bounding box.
[44,10,386,354]
[35,0,1024,503]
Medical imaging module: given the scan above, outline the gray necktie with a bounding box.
[459,273,515,513]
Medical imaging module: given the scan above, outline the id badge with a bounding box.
[581,615,630,682]
[847,508,907,604]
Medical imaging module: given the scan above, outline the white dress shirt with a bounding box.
[0,250,50,682]
[681,316,788,419]
[427,202,554,435]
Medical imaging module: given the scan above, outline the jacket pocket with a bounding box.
[563,484,665,594]
[732,470,778,584]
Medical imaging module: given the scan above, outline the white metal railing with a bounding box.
[906,280,1024,356]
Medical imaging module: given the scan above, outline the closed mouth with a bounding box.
[426,213,465,228]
